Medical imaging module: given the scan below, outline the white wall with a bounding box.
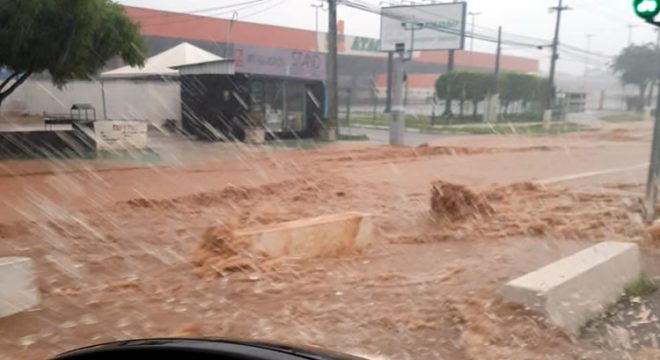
[104,80,181,123]
[1,78,181,125]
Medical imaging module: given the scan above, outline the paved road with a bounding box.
[340,126,453,146]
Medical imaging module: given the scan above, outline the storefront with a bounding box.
[175,45,326,141]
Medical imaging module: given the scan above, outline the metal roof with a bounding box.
[173,59,236,76]
[101,43,222,78]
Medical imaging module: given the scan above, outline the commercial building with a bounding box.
[2,5,540,126]
[123,6,538,100]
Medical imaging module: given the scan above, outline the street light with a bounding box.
[468,11,481,54]
[402,21,425,60]
[311,0,326,52]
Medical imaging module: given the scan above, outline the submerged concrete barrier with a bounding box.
[500,241,640,333]
[236,212,373,259]
[0,257,40,318]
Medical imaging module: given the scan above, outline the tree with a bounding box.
[464,72,495,119]
[436,72,497,121]
[531,77,550,107]
[611,44,660,111]
[435,72,462,118]
[0,0,146,108]
[499,73,532,114]
[498,73,547,115]
[453,72,469,118]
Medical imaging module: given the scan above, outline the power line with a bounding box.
[131,0,268,19]
[241,0,291,18]
[343,0,616,60]
[342,0,547,48]
[139,0,274,28]
[559,44,613,59]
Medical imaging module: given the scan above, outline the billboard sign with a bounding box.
[234,45,326,81]
[380,2,467,51]
[315,34,387,57]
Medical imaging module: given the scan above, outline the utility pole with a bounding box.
[545,0,570,119]
[627,24,639,45]
[468,12,481,54]
[648,28,660,107]
[443,51,455,116]
[485,26,502,123]
[494,26,502,83]
[390,22,423,145]
[386,51,393,112]
[645,68,660,221]
[582,34,594,91]
[390,44,406,145]
[468,11,481,68]
[327,0,338,133]
[443,0,459,117]
[645,28,660,220]
[311,1,325,52]
[632,0,660,220]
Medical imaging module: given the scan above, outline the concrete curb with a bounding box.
[236,212,374,259]
[500,241,641,334]
[0,257,40,318]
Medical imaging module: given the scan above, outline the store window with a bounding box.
[285,81,305,132]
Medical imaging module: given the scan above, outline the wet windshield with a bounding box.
[1,0,660,359]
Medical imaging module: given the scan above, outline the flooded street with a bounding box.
[5,0,660,358]
[0,119,657,359]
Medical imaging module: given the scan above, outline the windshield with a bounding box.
[1,0,660,359]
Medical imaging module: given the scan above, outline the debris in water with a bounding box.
[190,225,263,278]
[647,220,660,241]
[430,180,494,221]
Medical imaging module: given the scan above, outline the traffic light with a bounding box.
[634,0,660,20]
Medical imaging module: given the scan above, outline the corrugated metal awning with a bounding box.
[173,60,236,76]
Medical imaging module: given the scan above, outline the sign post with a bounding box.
[380,3,467,52]
[632,0,660,221]
[380,3,466,145]
[390,43,405,146]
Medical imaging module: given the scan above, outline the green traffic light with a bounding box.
[634,0,660,19]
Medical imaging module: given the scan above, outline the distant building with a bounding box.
[1,6,542,124]
[122,6,539,99]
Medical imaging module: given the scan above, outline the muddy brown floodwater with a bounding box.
[0,121,659,359]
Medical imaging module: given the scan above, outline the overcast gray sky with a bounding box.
[117,0,660,76]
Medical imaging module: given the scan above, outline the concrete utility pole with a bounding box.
[390,44,406,145]
[648,29,660,107]
[583,34,594,91]
[494,26,502,84]
[390,22,424,146]
[386,51,393,113]
[443,51,455,116]
[645,72,660,221]
[443,0,459,117]
[645,29,660,221]
[311,0,325,52]
[545,0,570,119]
[327,0,338,131]
[485,26,502,123]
